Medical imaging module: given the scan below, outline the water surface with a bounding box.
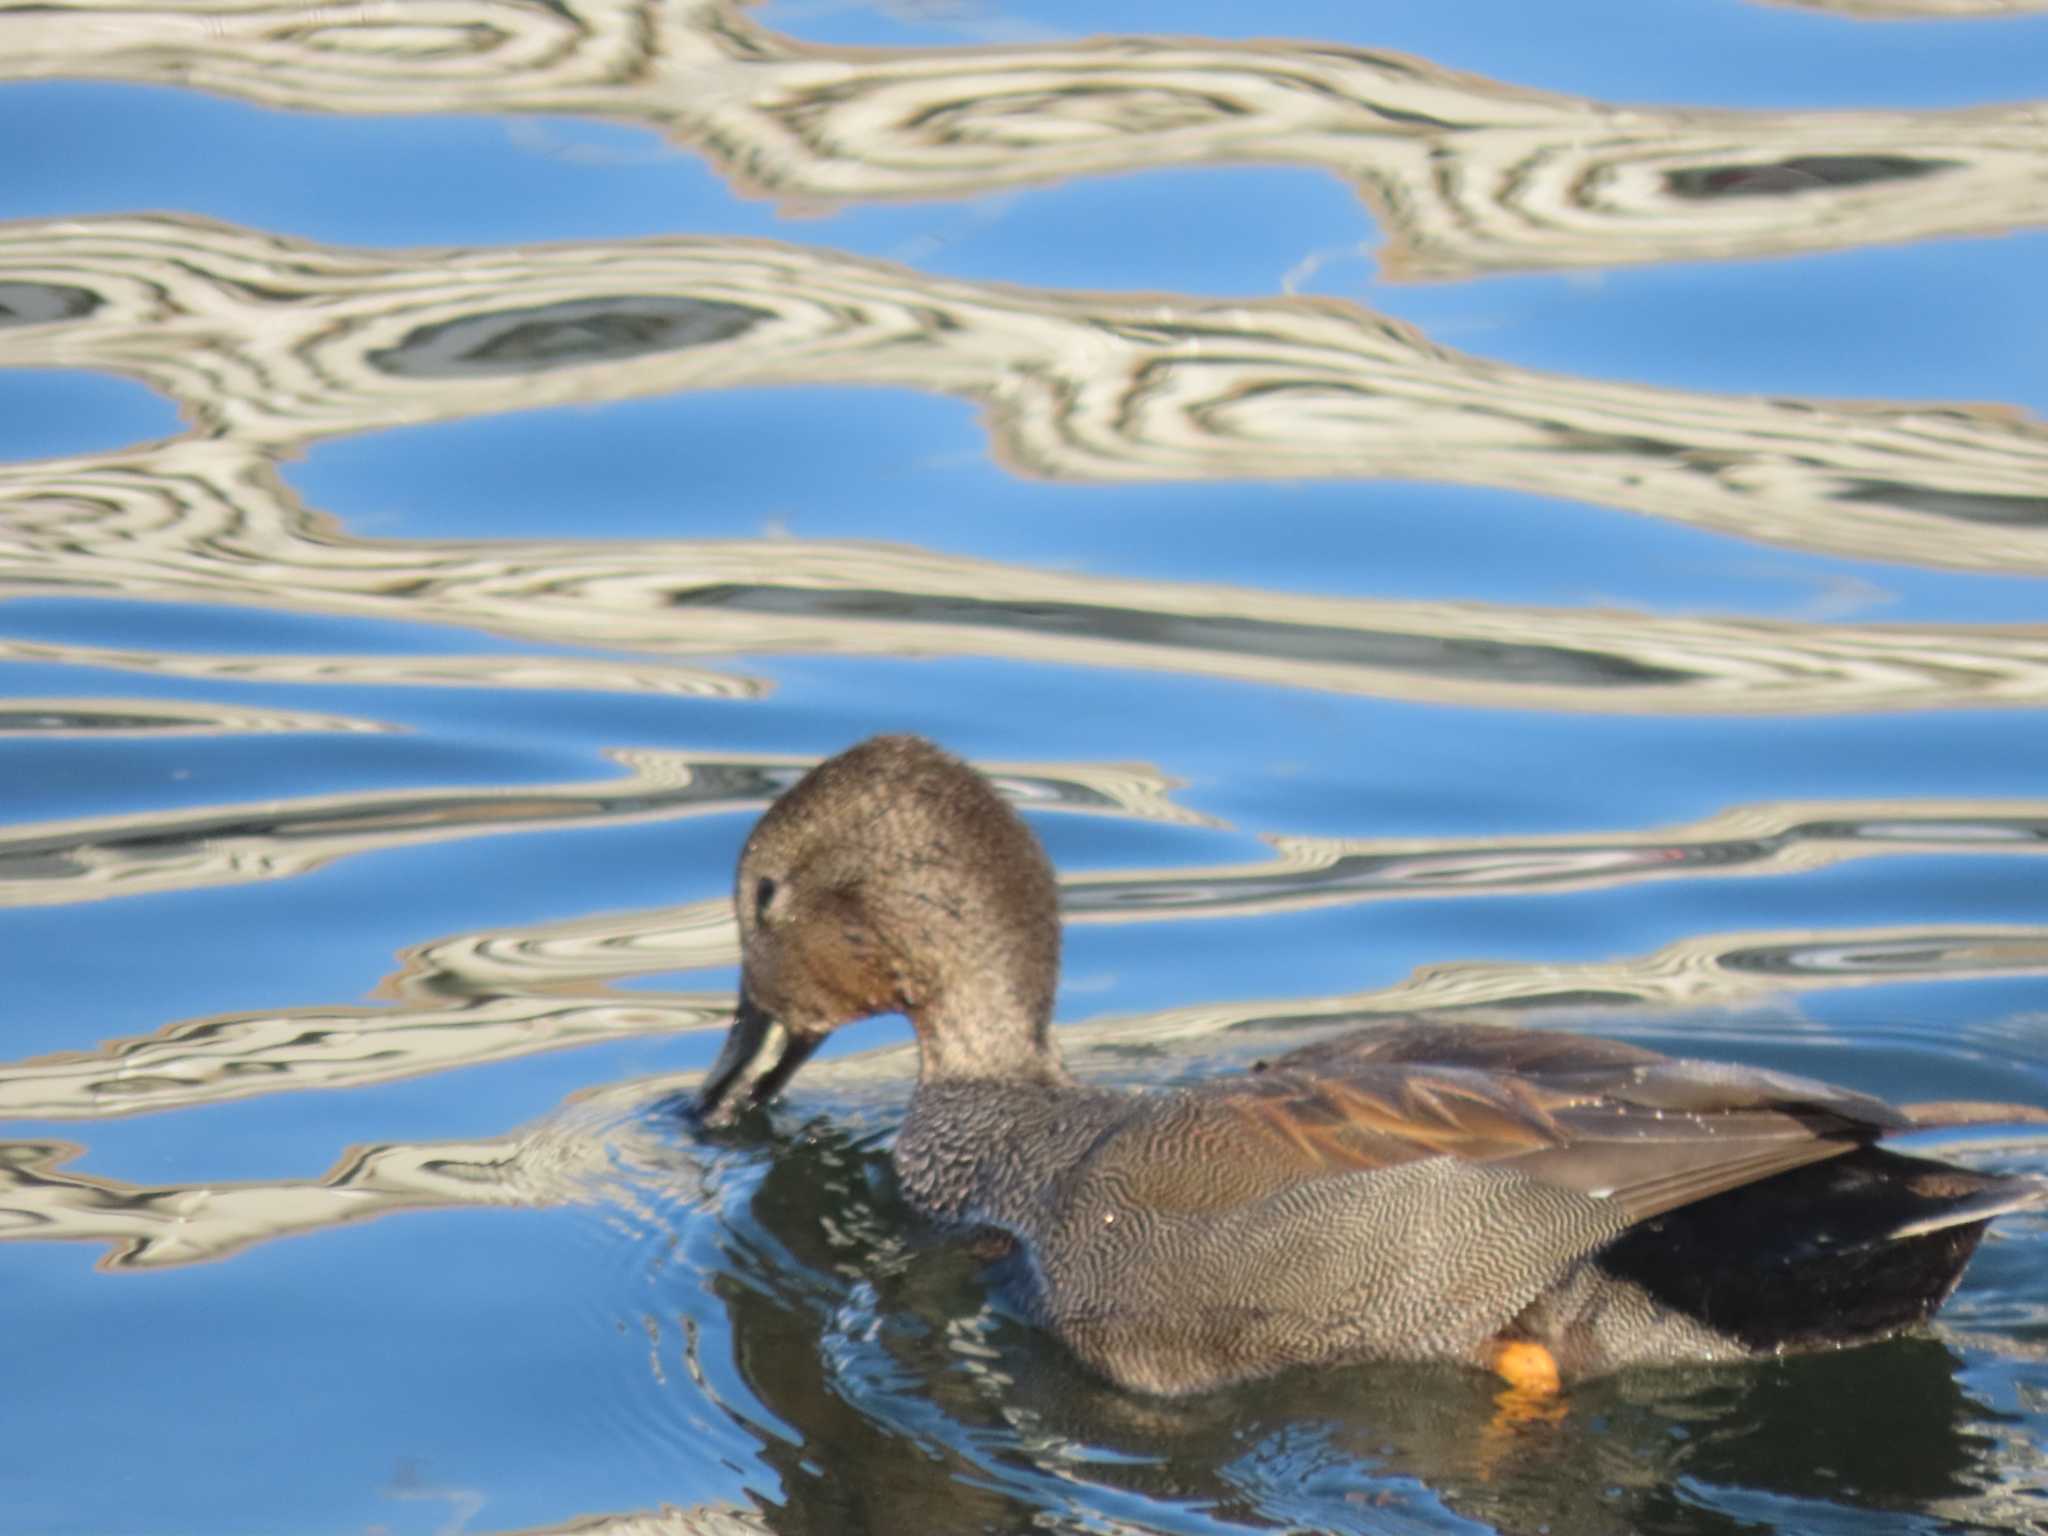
[3,1,2046,1532]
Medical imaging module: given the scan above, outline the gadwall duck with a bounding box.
[693,735,2048,1396]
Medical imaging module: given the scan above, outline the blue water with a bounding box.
[3,1,2046,1533]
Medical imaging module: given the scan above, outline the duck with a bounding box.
[691,734,2048,1397]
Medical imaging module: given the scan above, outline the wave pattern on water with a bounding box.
[2,3,2045,278]
[0,695,388,735]
[0,749,1207,909]
[4,217,2047,582]
[0,635,763,699]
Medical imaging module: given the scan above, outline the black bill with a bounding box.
[691,992,825,1128]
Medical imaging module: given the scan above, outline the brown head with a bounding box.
[692,735,1065,1127]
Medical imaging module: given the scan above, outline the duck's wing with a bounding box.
[1177,1020,1917,1224]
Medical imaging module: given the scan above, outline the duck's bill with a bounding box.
[691,993,825,1129]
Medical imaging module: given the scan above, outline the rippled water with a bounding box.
[5,1,2048,1532]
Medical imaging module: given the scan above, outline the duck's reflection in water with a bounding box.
[641,1113,2015,1536]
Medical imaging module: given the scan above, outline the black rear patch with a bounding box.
[1595,1147,1994,1351]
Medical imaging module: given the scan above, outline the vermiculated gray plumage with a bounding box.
[897,1079,1644,1393]
[694,735,2048,1395]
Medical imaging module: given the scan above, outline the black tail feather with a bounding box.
[1596,1148,2039,1353]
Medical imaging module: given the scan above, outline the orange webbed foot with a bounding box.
[1476,1340,1568,1475]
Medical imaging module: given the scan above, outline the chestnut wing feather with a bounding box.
[1158,1020,1914,1223]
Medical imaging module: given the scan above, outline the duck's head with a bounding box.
[692,735,1065,1128]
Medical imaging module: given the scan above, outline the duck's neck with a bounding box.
[911,1015,1069,1087]
[906,981,1071,1088]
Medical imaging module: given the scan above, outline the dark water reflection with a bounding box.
[677,583,1696,688]
[371,296,777,379]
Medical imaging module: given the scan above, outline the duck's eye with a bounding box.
[753,875,779,925]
